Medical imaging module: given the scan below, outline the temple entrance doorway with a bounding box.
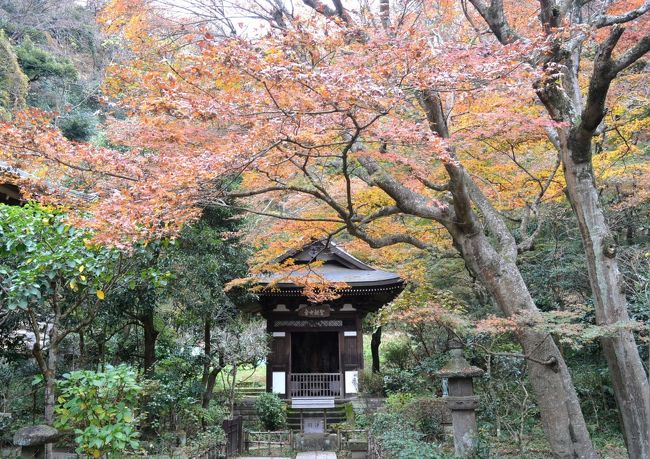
[291,332,339,373]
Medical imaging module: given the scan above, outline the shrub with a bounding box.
[370,412,448,459]
[358,369,384,396]
[401,396,447,441]
[14,36,78,82]
[58,113,96,141]
[254,393,286,431]
[382,339,413,370]
[55,364,141,458]
[385,392,415,411]
[187,425,226,455]
[383,368,424,394]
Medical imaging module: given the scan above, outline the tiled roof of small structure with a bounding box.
[0,160,95,203]
[257,239,404,289]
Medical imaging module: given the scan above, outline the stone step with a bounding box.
[295,452,337,459]
[237,387,266,396]
[286,404,347,431]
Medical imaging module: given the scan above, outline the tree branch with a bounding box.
[212,201,344,223]
[591,1,650,28]
[347,227,432,250]
[418,177,450,192]
[569,26,625,162]
[517,154,560,253]
[301,0,351,21]
[356,156,451,223]
[612,31,650,73]
[466,0,520,44]
[463,170,517,260]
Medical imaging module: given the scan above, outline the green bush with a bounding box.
[15,36,78,82]
[401,396,447,441]
[358,369,384,396]
[254,393,286,431]
[55,364,142,458]
[59,113,96,141]
[383,368,425,394]
[382,339,413,370]
[370,412,448,459]
[385,392,416,410]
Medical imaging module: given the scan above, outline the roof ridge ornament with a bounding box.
[276,238,375,271]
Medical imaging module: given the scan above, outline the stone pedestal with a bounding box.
[436,340,484,458]
[13,425,62,459]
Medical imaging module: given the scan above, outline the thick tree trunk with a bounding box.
[141,310,158,377]
[97,332,106,371]
[201,319,222,411]
[203,369,221,410]
[371,326,382,373]
[201,318,212,409]
[458,231,596,459]
[562,154,650,457]
[43,350,57,426]
[44,327,59,459]
[229,366,237,419]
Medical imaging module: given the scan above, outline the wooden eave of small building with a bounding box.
[0,183,21,205]
[0,161,27,205]
[0,160,97,206]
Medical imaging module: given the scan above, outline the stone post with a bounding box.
[13,425,62,459]
[436,340,484,457]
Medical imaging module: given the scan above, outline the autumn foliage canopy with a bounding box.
[0,0,644,260]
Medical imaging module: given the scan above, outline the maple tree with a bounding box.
[463,0,650,455]
[0,0,648,456]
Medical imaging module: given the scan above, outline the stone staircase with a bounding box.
[233,384,266,424]
[237,386,266,397]
[235,392,350,433]
[233,396,258,424]
[286,400,348,431]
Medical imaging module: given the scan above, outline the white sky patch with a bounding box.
[151,0,379,36]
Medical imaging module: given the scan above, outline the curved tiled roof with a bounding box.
[257,239,404,289]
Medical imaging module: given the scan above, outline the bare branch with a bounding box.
[517,154,561,253]
[591,1,650,28]
[301,0,351,21]
[212,201,344,223]
[418,177,450,192]
[355,205,401,223]
[348,227,432,250]
[612,31,650,74]
[466,0,521,44]
[356,156,451,223]
[567,26,623,164]
[463,169,517,260]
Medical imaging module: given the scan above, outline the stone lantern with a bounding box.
[13,425,62,459]
[436,339,484,457]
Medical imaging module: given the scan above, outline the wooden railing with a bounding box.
[289,372,342,398]
[245,431,293,455]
